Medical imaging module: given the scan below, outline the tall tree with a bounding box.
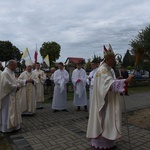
[40,41,61,66]
[122,50,134,67]
[92,54,102,63]
[85,58,91,71]
[0,41,22,63]
[130,25,150,72]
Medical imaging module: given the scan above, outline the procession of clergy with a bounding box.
[0,44,134,149]
[0,56,93,133]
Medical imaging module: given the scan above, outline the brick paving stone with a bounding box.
[31,144,46,150]
[81,143,91,149]
[1,92,150,150]
[59,143,68,149]
[65,147,78,150]
[13,139,29,146]
[42,141,52,147]
[17,145,33,150]
[49,141,57,146]
[27,140,36,145]
[46,145,63,150]
[76,145,87,150]
[140,145,150,150]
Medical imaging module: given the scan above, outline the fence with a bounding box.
[129,78,150,87]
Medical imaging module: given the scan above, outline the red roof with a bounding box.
[65,57,85,64]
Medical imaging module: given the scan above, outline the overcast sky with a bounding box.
[0,0,150,63]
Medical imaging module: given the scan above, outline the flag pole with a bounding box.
[27,47,32,60]
[35,43,38,63]
[36,43,37,51]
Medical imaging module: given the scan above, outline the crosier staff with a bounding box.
[116,48,144,149]
[115,53,132,149]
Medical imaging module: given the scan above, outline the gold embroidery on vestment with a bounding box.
[95,72,101,77]
[102,69,108,74]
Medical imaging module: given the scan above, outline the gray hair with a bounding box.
[7,60,17,66]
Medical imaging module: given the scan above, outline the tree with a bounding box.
[85,58,91,71]
[122,50,134,67]
[130,25,150,72]
[40,41,61,66]
[92,54,102,63]
[0,41,22,63]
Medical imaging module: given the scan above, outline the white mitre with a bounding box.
[25,59,33,66]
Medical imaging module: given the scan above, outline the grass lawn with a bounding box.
[44,86,150,103]
[44,91,89,103]
[128,86,150,94]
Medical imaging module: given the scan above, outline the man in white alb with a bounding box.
[72,62,88,111]
[0,60,22,133]
[33,62,46,109]
[87,60,98,112]
[86,44,134,149]
[18,59,39,115]
[52,62,69,112]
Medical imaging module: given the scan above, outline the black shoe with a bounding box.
[62,109,68,112]
[22,112,34,116]
[84,105,88,112]
[77,106,80,111]
[112,145,117,150]
[53,109,58,113]
[1,127,21,134]
[14,127,22,132]
[36,106,43,109]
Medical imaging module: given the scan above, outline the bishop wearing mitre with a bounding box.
[18,59,39,115]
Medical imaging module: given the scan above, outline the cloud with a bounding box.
[0,0,150,62]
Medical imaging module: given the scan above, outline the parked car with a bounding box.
[142,71,149,78]
[127,70,134,76]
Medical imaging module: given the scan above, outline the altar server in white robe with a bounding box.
[52,62,69,112]
[86,44,134,149]
[33,62,46,109]
[18,59,39,115]
[72,62,88,111]
[87,60,98,112]
[0,60,22,133]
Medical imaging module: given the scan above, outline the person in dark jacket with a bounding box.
[121,67,129,95]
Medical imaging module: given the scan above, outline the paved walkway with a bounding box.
[0,92,150,150]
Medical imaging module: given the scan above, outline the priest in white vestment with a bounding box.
[52,62,69,112]
[18,59,39,115]
[0,60,22,133]
[87,61,98,112]
[33,62,46,109]
[72,62,88,111]
[86,44,134,149]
